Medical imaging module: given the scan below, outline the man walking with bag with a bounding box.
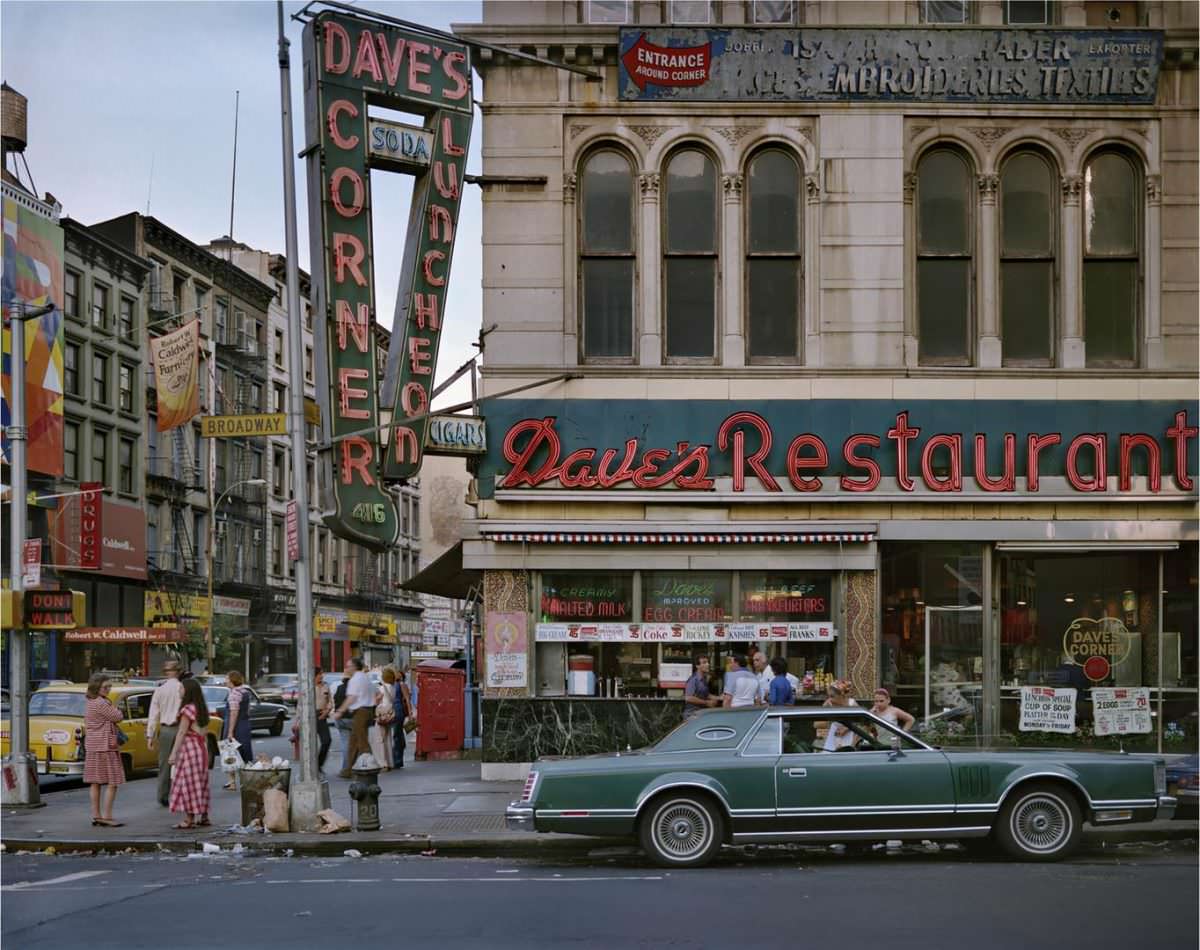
[147,659,184,807]
[331,657,376,779]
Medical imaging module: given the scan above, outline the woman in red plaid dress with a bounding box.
[167,678,212,828]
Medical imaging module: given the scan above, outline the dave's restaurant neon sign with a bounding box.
[500,410,1198,495]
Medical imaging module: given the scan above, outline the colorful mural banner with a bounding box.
[1,189,65,476]
[150,319,200,431]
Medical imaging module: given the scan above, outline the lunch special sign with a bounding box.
[478,399,1199,501]
[618,27,1163,104]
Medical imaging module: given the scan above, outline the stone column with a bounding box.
[902,171,919,366]
[804,172,822,365]
[977,174,1001,366]
[844,571,878,696]
[561,173,579,363]
[1144,175,1163,367]
[1060,174,1085,367]
[721,172,744,365]
[482,568,531,699]
[638,173,662,365]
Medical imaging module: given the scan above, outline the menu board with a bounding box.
[1091,687,1152,736]
[1019,686,1077,733]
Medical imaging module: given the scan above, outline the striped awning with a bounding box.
[481,530,875,545]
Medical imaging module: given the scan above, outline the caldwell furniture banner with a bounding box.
[618,28,1164,104]
[150,319,200,432]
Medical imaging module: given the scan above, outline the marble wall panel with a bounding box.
[484,569,531,698]
[482,698,684,762]
[845,569,878,696]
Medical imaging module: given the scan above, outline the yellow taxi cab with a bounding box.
[0,683,223,779]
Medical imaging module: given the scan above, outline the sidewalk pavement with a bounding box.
[2,749,1195,858]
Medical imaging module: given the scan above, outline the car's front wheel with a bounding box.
[269,715,284,737]
[639,793,724,869]
[995,782,1081,861]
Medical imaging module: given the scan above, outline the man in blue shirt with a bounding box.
[767,657,796,706]
[683,656,718,719]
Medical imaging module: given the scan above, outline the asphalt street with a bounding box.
[2,842,1195,950]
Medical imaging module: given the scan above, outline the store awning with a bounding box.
[400,542,481,600]
[479,528,876,544]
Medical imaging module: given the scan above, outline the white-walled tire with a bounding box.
[639,794,724,868]
[995,783,1081,861]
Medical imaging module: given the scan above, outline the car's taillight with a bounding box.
[1154,762,1166,795]
[520,770,539,803]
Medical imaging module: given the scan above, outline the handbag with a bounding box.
[115,727,129,746]
[403,717,418,734]
[376,703,395,725]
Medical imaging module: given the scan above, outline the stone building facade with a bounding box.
[455,0,1198,763]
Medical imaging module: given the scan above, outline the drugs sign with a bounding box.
[303,11,472,549]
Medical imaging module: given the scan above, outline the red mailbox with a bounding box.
[415,661,465,759]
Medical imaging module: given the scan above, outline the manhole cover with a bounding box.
[433,814,507,833]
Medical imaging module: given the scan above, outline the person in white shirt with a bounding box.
[751,649,774,702]
[722,654,760,708]
[147,660,184,807]
[331,657,378,778]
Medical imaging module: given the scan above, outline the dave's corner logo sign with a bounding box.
[620,33,712,91]
[1063,616,1133,682]
[302,10,472,550]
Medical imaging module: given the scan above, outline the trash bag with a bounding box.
[317,808,351,835]
[218,738,242,774]
[262,788,290,833]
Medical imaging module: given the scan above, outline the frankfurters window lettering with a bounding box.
[643,572,732,623]
[741,573,832,621]
[540,573,633,621]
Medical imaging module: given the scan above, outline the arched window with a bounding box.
[746,149,802,361]
[580,149,635,360]
[1083,150,1140,366]
[1000,150,1056,364]
[664,149,718,360]
[917,148,973,364]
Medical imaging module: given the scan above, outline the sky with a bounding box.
[1,0,485,408]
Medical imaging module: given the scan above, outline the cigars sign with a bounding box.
[495,408,1198,499]
[303,11,472,549]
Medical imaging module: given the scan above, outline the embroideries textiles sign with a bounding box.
[303,11,472,549]
[618,28,1164,104]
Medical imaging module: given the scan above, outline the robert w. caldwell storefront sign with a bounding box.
[619,28,1163,104]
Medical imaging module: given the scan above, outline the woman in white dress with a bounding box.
[368,667,397,770]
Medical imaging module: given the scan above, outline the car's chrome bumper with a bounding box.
[1156,795,1177,821]
[505,803,535,832]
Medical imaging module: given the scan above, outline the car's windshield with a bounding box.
[202,686,230,706]
[28,692,87,718]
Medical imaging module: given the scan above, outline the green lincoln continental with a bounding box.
[505,706,1175,867]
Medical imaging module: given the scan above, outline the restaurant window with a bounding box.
[119,296,136,337]
[92,351,110,405]
[64,341,81,397]
[118,436,135,494]
[64,420,80,481]
[752,1,796,24]
[998,550,1184,749]
[746,148,802,361]
[119,362,136,413]
[664,148,719,360]
[585,0,627,23]
[881,543,985,740]
[917,147,974,365]
[64,270,80,318]
[922,0,969,21]
[671,0,711,23]
[1001,150,1056,365]
[1083,149,1140,366]
[580,149,636,361]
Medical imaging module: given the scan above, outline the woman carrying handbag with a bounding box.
[369,667,396,769]
[83,673,125,827]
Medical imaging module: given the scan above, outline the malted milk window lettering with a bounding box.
[1001,150,1057,365]
[540,572,633,621]
[917,148,974,365]
[642,572,732,622]
[580,149,636,360]
[1083,149,1140,366]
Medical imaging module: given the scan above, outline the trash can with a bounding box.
[415,661,465,759]
[239,767,291,826]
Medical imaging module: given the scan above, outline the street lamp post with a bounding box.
[205,477,265,671]
[3,300,55,808]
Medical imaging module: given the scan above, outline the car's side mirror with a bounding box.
[888,735,905,760]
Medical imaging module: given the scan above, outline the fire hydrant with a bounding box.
[348,765,382,831]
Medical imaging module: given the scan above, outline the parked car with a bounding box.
[0,684,221,779]
[1165,753,1198,818]
[196,674,229,687]
[253,674,298,705]
[506,706,1176,868]
[202,686,289,736]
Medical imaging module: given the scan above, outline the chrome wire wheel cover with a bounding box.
[1011,793,1071,852]
[653,800,711,859]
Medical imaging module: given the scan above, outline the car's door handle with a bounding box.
[781,768,807,778]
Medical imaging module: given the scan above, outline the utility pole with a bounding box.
[2,300,54,807]
[278,0,328,830]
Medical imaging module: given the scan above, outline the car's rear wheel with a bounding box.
[995,782,1081,861]
[269,715,284,737]
[639,793,724,869]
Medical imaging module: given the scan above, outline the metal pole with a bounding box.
[279,0,328,829]
[3,304,50,806]
[206,338,217,671]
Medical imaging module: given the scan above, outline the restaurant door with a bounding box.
[923,606,986,741]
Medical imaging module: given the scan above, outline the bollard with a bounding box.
[348,766,382,831]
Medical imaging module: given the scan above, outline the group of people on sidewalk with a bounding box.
[329,657,418,779]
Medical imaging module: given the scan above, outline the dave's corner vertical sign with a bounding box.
[301,11,471,549]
